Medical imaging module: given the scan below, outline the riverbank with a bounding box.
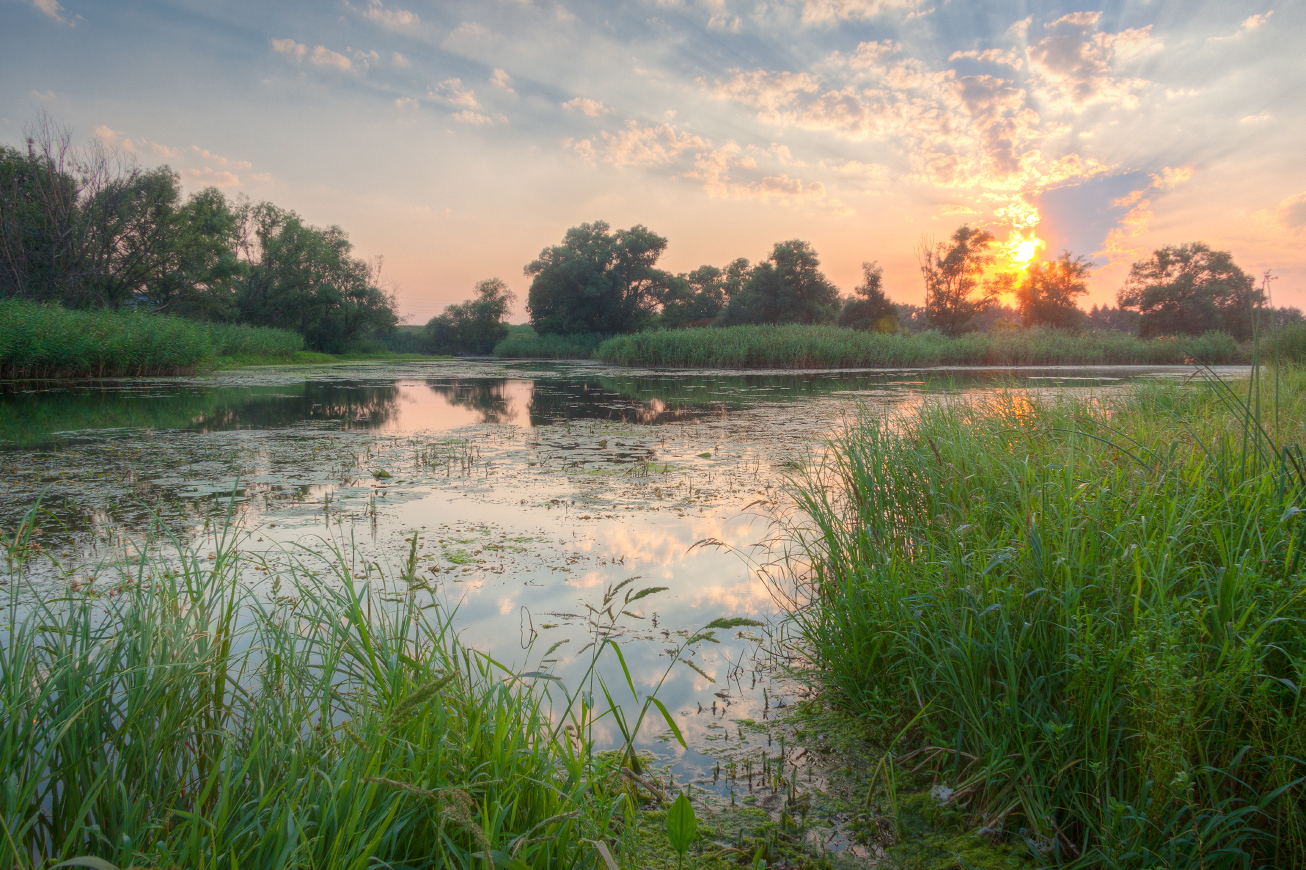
[595,324,1248,368]
[782,367,1306,867]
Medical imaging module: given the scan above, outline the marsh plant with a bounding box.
[781,368,1306,867]
[0,500,740,869]
[595,323,1246,370]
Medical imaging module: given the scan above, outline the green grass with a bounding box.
[782,367,1306,867]
[494,331,607,359]
[596,324,1247,368]
[0,301,304,378]
[0,515,636,870]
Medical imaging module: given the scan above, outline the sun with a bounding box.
[1011,237,1041,266]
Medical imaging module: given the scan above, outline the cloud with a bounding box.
[1025,12,1158,111]
[1209,10,1274,41]
[450,110,503,125]
[562,96,608,117]
[685,143,832,205]
[1240,113,1273,124]
[1274,192,1306,231]
[93,125,181,159]
[395,96,418,109]
[707,12,741,32]
[949,47,1022,68]
[363,0,419,29]
[310,45,353,71]
[183,168,242,188]
[1097,167,1194,264]
[392,52,410,67]
[593,120,706,168]
[429,78,479,108]
[272,39,354,71]
[191,146,251,170]
[30,0,74,25]
[797,0,920,26]
[711,70,820,118]
[271,38,308,61]
[490,69,514,92]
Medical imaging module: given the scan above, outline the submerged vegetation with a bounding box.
[596,323,1246,369]
[781,368,1306,867]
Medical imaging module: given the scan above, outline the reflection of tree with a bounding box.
[0,382,405,448]
[424,379,518,425]
[525,380,717,427]
[192,383,402,432]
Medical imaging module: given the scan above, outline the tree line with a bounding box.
[0,118,398,353]
[429,219,1285,354]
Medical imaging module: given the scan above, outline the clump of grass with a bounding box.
[0,517,630,869]
[0,300,304,377]
[781,369,1306,867]
[207,321,302,358]
[494,332,608,359]
[0,299,216,377]
[596,324,1246,369]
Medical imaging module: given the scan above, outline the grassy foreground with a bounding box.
[0,300,302,377]
[596,324,1246,369]
[0,521,637,869]
[783,368,1306,867]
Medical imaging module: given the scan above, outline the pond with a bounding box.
[0,359,1229,795]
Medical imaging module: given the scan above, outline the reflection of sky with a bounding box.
[1,363,1242,774]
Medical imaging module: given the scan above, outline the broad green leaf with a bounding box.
[666,792,697,855]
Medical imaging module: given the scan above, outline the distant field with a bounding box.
[595,323,1250,368]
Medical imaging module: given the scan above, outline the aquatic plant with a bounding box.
[0,300,302,378]
[595,323,1246,369]
[0,510,633,869]
[782,368,1306,867]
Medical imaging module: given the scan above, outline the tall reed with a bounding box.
[0,513,629,869]
[781,371,1306,867]
[596,324,1246,369]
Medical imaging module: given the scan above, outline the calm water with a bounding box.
[0,359,1228,791]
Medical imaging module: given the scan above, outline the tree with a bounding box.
[838,261,897,332]
[233,202,397,352]
[1117,243,1262,339]
[660,264,729,328]
[919,225,997,336]
[725,240,840,325]
[1015,252,1090,329]
[427,277,516,354]
[525,221,670,335]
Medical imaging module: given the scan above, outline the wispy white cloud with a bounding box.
[562,96,608,117]
[363,0,419,30]
[796,0,920,26]
[29,0,75,25]
[272,38,355,71]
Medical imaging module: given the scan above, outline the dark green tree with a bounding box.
[233,202,397,352]
[919,225,997,336]
[525,221,671,335]
[725,240,840,325]
[427,277,516,354]
[660,264,731,328]
[1015,252,1089,329]
[1117,243,1262,339]
[838,261,897,332]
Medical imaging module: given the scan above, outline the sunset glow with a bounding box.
[2,1,1302,318]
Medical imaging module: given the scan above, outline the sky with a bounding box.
[2,0,1303,323]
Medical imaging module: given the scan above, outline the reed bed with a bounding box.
[596,324,1246,369]
[781,368,1306,867]
[0,301,302,377]
[0,518,630,869]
